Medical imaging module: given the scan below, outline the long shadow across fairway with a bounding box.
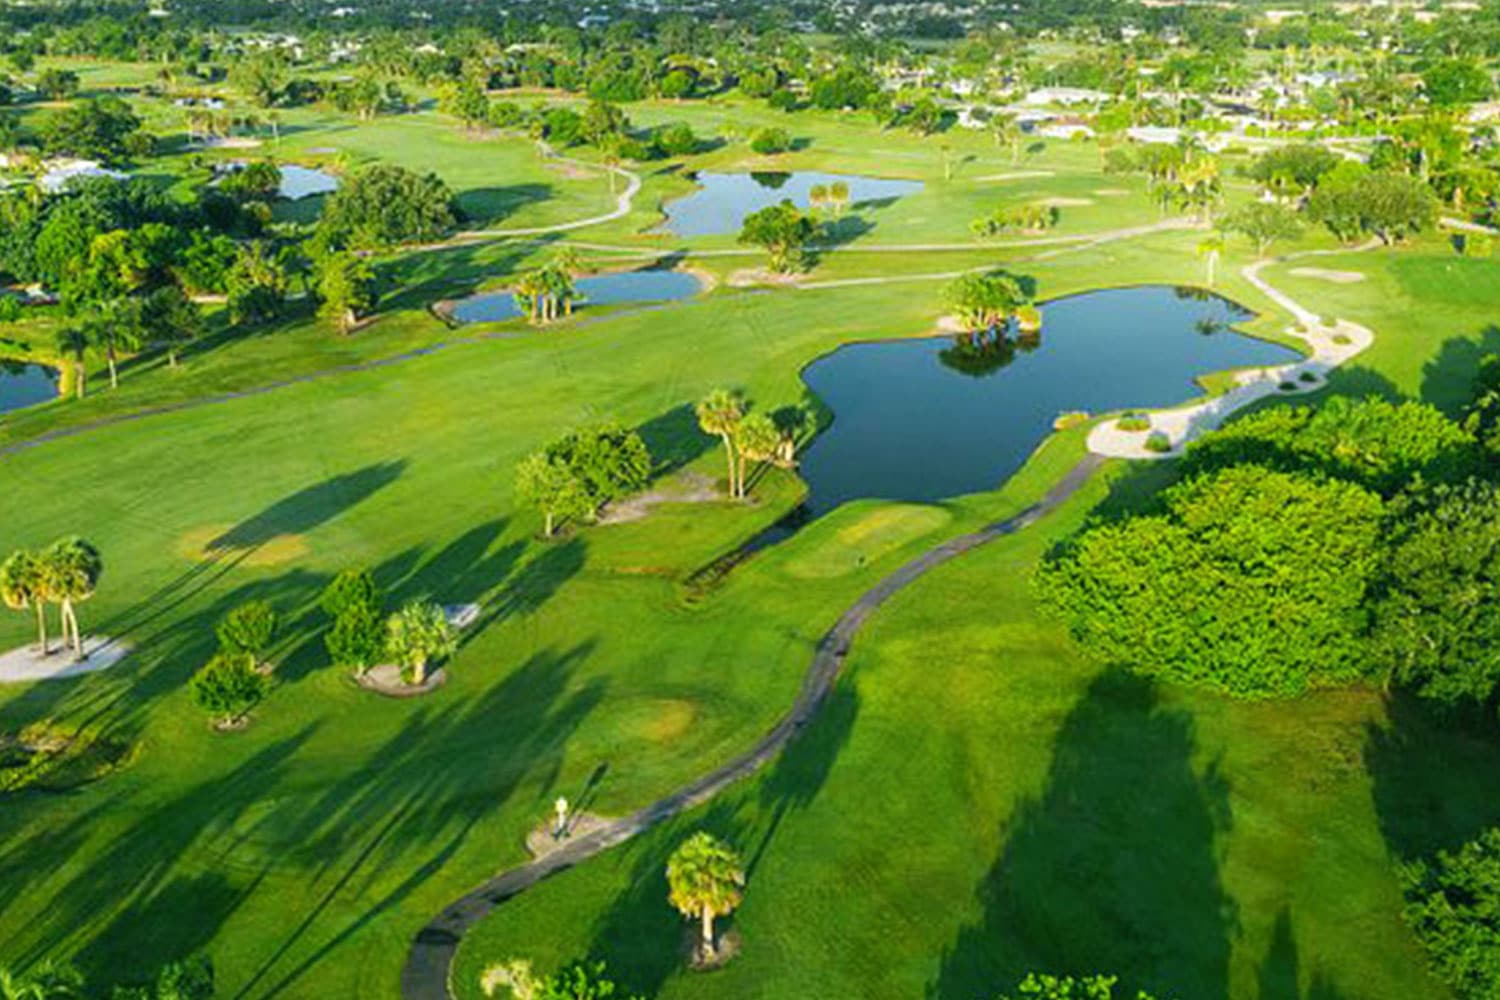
[1364,693,1500,862]
[1419,325,1500,416]
[1256,908,1350,1000]
[237,643,607,1000]
[210,461,407,551]
[400,454,1106,1000]
[928,670,1235,1000]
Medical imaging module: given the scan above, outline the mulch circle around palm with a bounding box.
[355,663,447,698]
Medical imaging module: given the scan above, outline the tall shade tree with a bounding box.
[737,200,815,274]
[695,389,746,498]
[0,550,48,655]
[516,451,590,538]
[191,651,269,727]
[40,538,102,661]
[666,831,746,962]
[1195,233,1224,287]
[385,600,457,686]
[945,270,1027,332]
[142,285,204,368]
[316,251,377,334]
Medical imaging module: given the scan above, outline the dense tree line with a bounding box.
[1038,391,1500,704]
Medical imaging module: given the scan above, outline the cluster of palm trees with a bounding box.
[512,249,586,325]
[0,539,103,662]
[694,388,797,500]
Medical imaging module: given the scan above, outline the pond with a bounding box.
[0,362,58,415]
[447,269,703,324]
[278,165,339,200]
[658,171,924,237]
[793,286,1301,518]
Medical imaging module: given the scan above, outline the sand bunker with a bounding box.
[1288,267,1366,285]
[1038,196,1094,207]
[973,171,1055,182]
[0,637,131,683]
[1094,188,1131,196]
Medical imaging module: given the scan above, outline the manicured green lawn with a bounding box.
[5,68,1499,1000]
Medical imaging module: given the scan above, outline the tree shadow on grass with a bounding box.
[236,643,607,999]
[928,670,1235,1000]
[1256,907,1350,1000]
[1364,692,1500,861]
[29,725,320,980]
[1419,325,1500,417]
[635,404,714,478]
[582,798,754,1000]
[210,460,406,551]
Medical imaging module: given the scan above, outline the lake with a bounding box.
[278,165,339,200]
[794,286,1300,517]
[658,171,924,236]
[447,269,703,324]
[0,362,58,415]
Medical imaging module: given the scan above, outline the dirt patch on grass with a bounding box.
[728,268,805,288]
[639,698,698,742]
[1288,267,1366,285]
[600,472,723,524]
[974,171,1055,182]
[177,525,310,567]
[526,811,616,858]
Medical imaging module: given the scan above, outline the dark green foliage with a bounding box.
[655,122,699,156]
[318,164,457,250]
[109,955,214,1000]
[993,973,1167,1000]
[748,126,792,155]
[322,569,385,671]
[1182,396,1476,496]
[1221,200,1303,256]
[215,600,278,660]
[541,106,585,146]
[218,160,281,202]
[809,66,880,110]
[1422,58,1494,107]
[1375,480,1500,706]
[1310,166,1438,245]
[1036,465,1385,698]
[41,95,142,163]
[1246,143,1340,195]
[543,423,652,516]
[737,200,816,273]
[1402,827,1500,999]
[1463,354,1500,453]
[539,960,643,1000]
[190,651,269,725]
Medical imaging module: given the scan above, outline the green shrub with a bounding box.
[327,602,387,673]
[1036,465,1386,698]
[749,126,792,155]
[190,652,269,727]
[215,600,277,660]
[1403,826,1500,999]
[1143,431,1172,453]
[1298,370,1319,383]
[1116,413,1151,432]
[321,568,380,620]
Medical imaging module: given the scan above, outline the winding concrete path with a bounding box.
[400,453,1105,1000]
[1086,243,1378,459]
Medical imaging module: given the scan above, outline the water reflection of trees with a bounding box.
[938,325,1041,378]
[750,171,792,190]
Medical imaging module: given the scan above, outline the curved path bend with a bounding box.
[401,453,1106,1000]
[1086,243,1379,460]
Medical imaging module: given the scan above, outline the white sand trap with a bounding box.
[1288,267,1366,285]
[973,171,1055,182]
[0,637,131,683]
[1039,196,1094,207]
[444,604,481,629]
[197,137,262,149]
[1094,188,1130,196]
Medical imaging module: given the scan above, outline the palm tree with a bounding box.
[385,600,456,686]
[0,550,48,655]
[52,327,91,399]
[1196,233,1225,288]
[734,412,782,498]
[666,831,746,962]
[40,538,102,661]
[0,963,83,1000]
[695,389,746,499]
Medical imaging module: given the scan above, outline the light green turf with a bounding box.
[2,66,1496,1000]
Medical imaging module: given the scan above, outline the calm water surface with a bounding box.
[448,270,702,324]
[659,171,924,236]
[0,362,58,415]
[795,286,1300,517]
